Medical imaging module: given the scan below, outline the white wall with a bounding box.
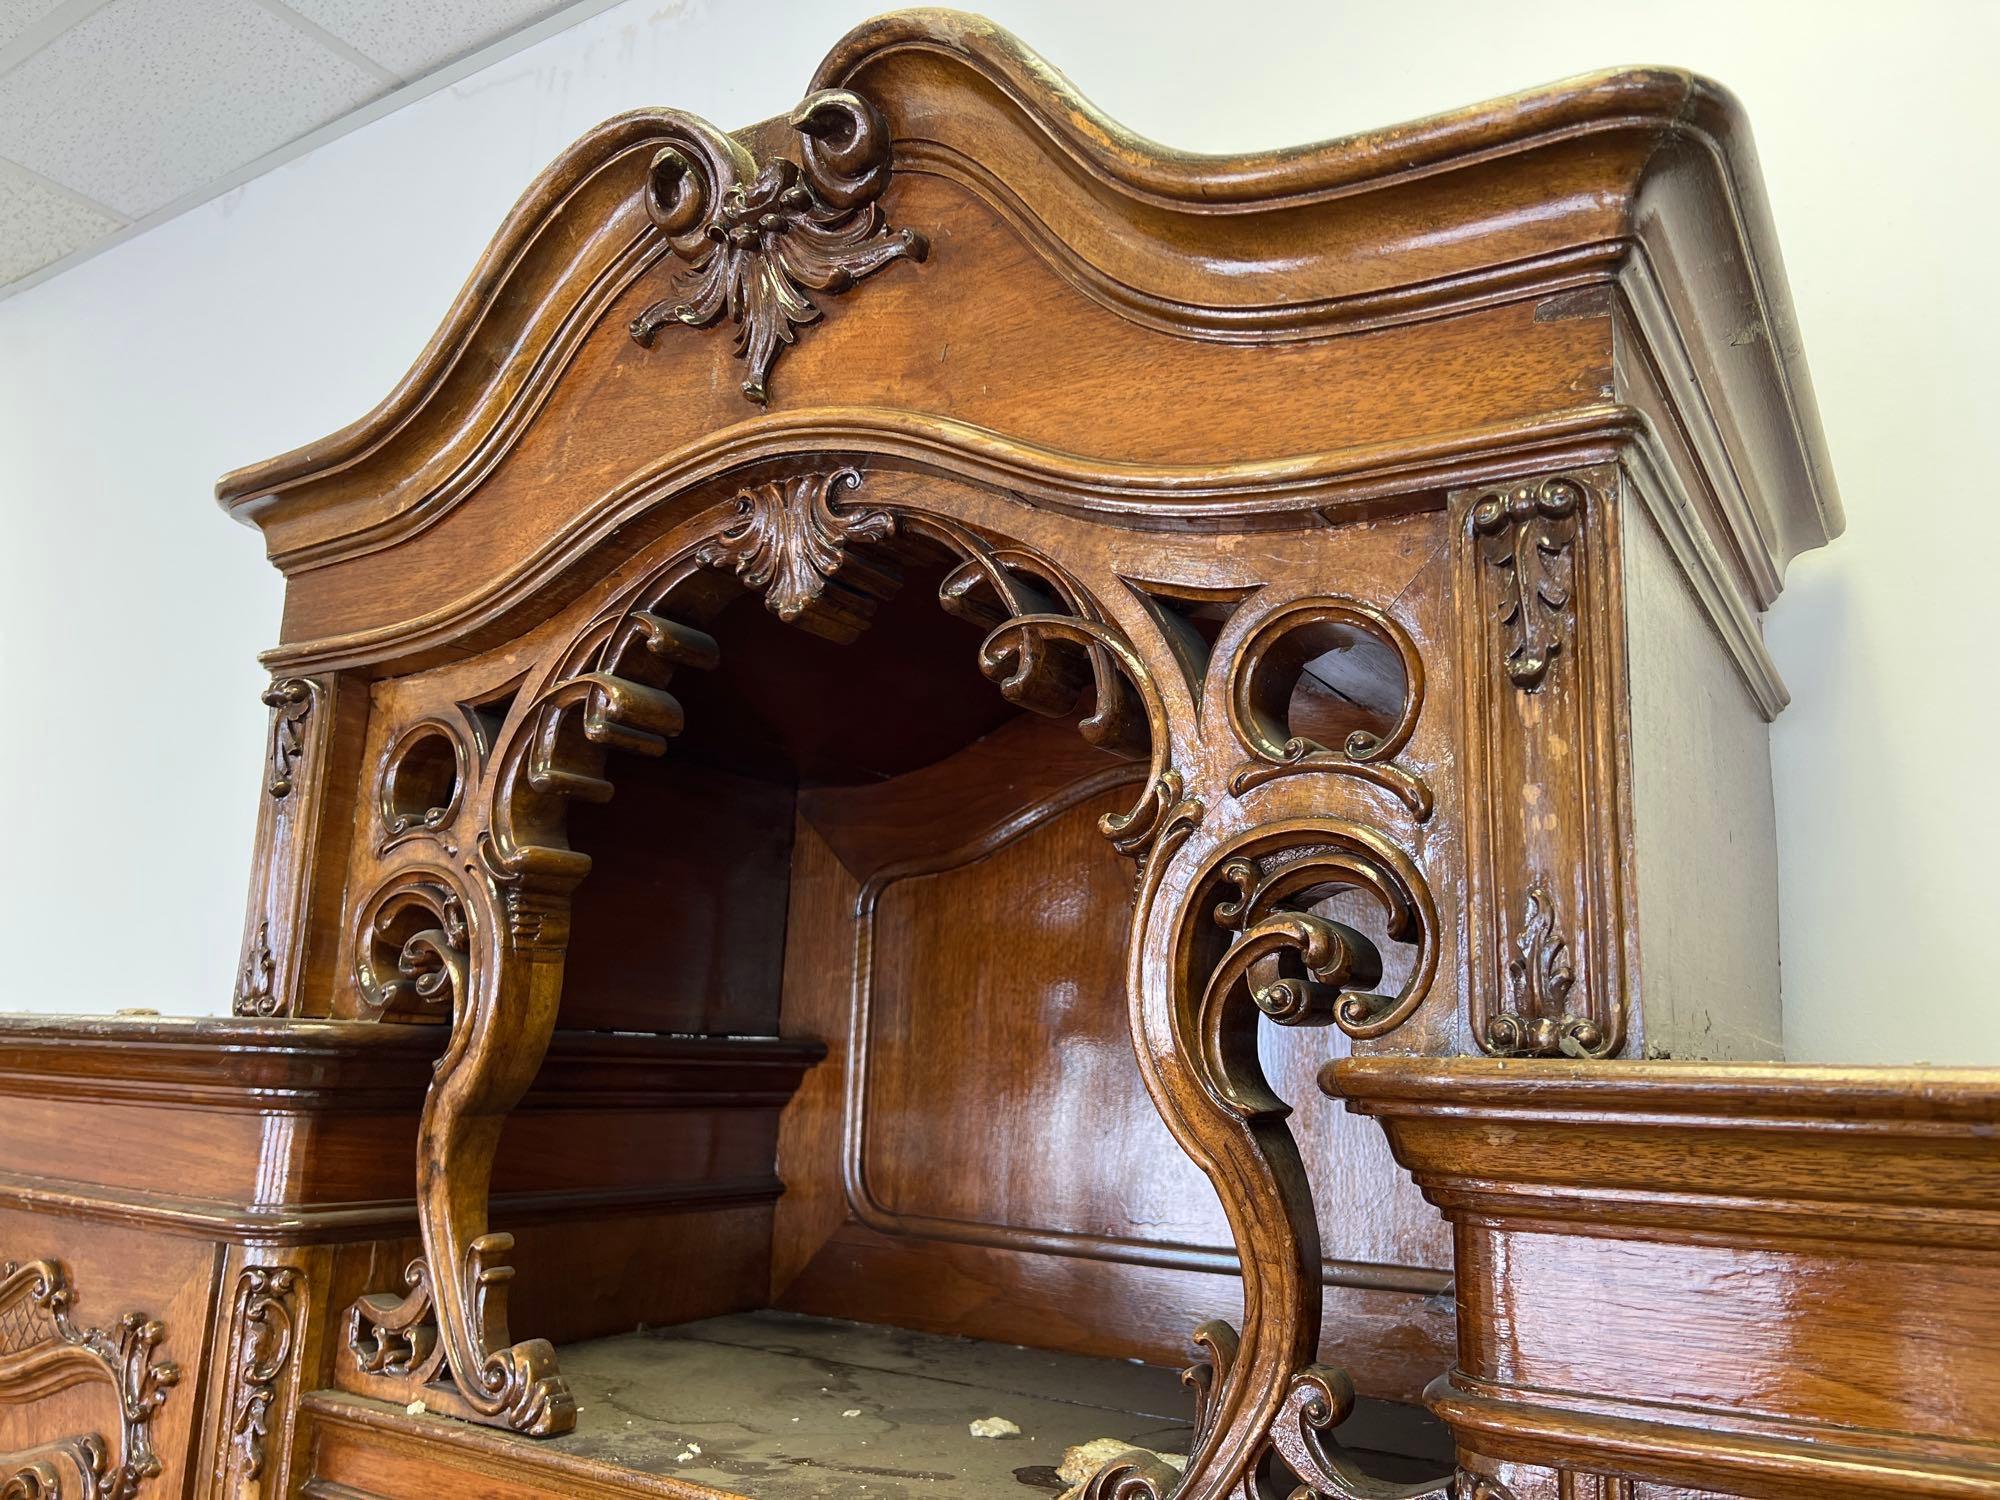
[1,0,1992,1062]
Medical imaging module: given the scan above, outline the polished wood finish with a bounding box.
[1337,1059,2000,1499]
[0,11,1878,1500]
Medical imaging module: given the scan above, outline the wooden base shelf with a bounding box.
[301,1312,1449,1500]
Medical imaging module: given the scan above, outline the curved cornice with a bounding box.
[815,10,1700,209]
[216,9,1838,628]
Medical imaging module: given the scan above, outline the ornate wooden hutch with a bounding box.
[3,12,1995,1500]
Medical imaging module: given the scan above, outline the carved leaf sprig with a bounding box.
[1471,476,1582,690]
[1483,882,1608,1057]
[629,90,928,403]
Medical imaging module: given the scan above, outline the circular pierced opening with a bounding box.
[1242,613,1411,758]
[381,725,463,837]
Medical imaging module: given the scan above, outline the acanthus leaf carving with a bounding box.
[1471,476,1581,690]
[232,921,277,1018]
[1482,882,1609,1058]
[697,467,898,641]
[629,89,928,404]
[0,1259,179,1500]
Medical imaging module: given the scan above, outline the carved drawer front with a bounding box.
[0,1210,211,1500]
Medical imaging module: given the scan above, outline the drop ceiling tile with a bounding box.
[0,0,72,52]
[0,160,123,283]
[0,0,388,218]
[280,0,571,79]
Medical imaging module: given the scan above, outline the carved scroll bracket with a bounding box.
[0,1260,179,1500]
[628,89,928,403]
[1081,817,1438,1500]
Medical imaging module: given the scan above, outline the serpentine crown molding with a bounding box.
[214,9,1838,622]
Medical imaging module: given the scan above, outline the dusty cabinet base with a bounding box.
[303,1312,1448,1499]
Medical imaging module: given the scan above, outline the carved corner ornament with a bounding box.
[698,468,899,641]
[228,1267,301,1484]
[233,921,278,1017]
[1482,883,1609,1058]
[260,679,314,798]
[0,1260,179,1500]
[1471,476,1581,690]
[628,90,929,403]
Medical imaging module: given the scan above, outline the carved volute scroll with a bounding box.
[1455,470,1627,1059]
[0,1260,179,1500]
[1083,811,1442,1500]
[627,89,928,403]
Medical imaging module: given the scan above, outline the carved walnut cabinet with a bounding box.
[4,13,1993,1500]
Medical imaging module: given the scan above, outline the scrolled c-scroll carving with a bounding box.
[260,679,313,798]
[1471,476,1582,690]
[1226,596,1433,821]
[922,521,1183,856]
[628,89,929,403]
[1482,883,1610,1058]
[227,1266,300,1483]
[0,1260,179,1500]
[2,1438,111,1500]
[697,467,898,641]
[1209,830,1437,1046]
[351,876,469,1022]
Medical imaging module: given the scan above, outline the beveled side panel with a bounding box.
[772,718,1453,1398]
[1619,468,1782,1058]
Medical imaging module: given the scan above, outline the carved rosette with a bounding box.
[628,89,928,403]
[1471,477,1581,691]
[0,1260,178,1500]
[227,1267,301,1485]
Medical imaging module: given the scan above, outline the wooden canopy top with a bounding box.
[214,9,1838,672]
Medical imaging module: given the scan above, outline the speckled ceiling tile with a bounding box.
[0,0,73,53]
[279,0,573,80]
[0,0,387,218]
[0,159,124,283]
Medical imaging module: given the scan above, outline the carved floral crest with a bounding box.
[628,90,928,403]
